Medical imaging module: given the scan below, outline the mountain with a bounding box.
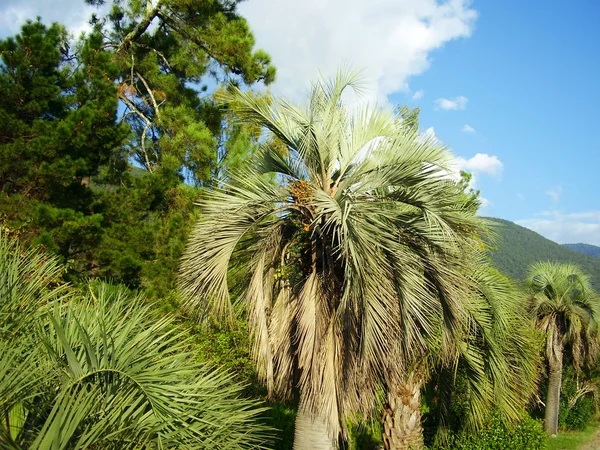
[563,243,600,259]
[485,217,600,291]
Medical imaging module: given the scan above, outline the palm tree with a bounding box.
[382,263,540,450]
[0,231,271,449]
[179,70,489,449]
[527,261,599,436]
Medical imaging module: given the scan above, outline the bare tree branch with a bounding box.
[136,71,161,121]
[119,93,154,172]
[118,1,163,52]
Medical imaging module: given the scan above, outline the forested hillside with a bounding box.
[564,243,600,259]
[486,217,600,290]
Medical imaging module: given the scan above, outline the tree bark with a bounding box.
[293,400,337,450]
[383,376,424,450]
[545,345,564,436]
[119,2,162,51]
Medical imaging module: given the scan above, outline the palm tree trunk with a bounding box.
[293,399,337,450]
[383,376,424,450]
[545,346,564,436]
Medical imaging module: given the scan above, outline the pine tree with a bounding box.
[87,0,276,183]
[0,20,127,273]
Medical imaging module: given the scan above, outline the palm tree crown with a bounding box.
[528,261,598,368]
[179,71,488,445]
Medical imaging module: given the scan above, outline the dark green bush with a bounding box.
[347,416,383,450]
[429,413,545,450]
[267,402,297,450]
[560,394,595,431]
[558,367,597,431]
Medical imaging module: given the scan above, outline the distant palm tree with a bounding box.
[179,70,489,449]
[527,261,599,436]
[0,232,271,449]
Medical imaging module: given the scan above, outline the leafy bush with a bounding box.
[347,417,383,450]
[559,369,596,431]
[429,413,545,450]
[561,395,595,431]
[266,402,297,450]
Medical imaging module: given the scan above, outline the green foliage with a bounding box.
[486,218,600,291]
[419,265,541,446]
[89,169,200,294]
[396,104,420,132]
[87,0,275,181]
[0,4,274,293]
[560,395,594,431]
[0,20,127,202]
[191,320,259,389]
[564,243,600,259]
[0,20,126,281]
[266,403,297,450]
[558,368,597,431]
[0,230,68,341]
[186,318,300,450]
[347,417,383,450]
[429,412,545,450]
[0,232,273,449]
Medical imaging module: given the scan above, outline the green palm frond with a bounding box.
[0,229,70,341]
[0,232,272,449]
[32,282,272,449]
[425,263,540,439]
[461,265,540,429]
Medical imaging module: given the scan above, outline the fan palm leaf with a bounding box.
[0,232,272,449]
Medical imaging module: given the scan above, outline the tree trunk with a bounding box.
[293,400,337,450]
[545,346,564,436]
[383,376,424,450]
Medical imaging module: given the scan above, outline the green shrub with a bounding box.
[347,416,383,450]
[429,413,545,450]
[558,367,597,431]
[266,402,297,450]
[560,394,595,431]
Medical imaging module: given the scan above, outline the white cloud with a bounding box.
[434,95,468,111]
[238,0,478,103]
[412,90,425,100]
[545,186,563,202]
[0,0,100,38]
[455,153,503,177]
[418,130,498,211]
[420,126,441,145]
[517,210,600,246]
[462,124,476,133]
[1,1,478,105]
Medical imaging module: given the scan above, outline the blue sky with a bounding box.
[1,0,599,245]
[392,0,600,245]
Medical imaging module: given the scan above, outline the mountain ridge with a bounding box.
[563,243,600,259]
[485,217,600,291]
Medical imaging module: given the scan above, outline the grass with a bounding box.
[546,421,600,450]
